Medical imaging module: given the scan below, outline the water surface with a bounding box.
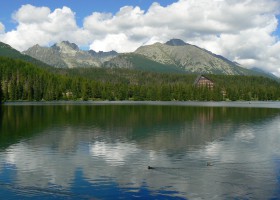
[0,102,280,199]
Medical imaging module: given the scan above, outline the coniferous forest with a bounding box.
[1,56,280,103]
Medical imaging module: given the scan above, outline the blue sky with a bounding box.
[0,0,280,76]
[275,16,280,37]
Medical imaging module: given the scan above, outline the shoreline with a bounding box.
[2,100,280,108]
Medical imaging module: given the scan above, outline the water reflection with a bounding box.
[0,104,280,199]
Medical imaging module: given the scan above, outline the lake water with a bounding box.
[0,102,280,199]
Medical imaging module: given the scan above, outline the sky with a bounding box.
[0,0,280,76]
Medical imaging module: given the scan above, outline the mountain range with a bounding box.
[23,41,118,68]
[0,39,277,78]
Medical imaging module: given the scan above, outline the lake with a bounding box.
[0,101,280,199]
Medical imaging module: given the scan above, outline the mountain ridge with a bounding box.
[23,41,104,68]
[132,40,249,75]
[1,39,278,79]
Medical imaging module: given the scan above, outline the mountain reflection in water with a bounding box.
[0,103,280,199]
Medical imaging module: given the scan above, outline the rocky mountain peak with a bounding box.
[52,41,79,52]
[165,39,188,46]
[88,50,119,63]
[23,44,46,56]
[33,44,40,47]
[88,50,118,57]
[29,44,42,50]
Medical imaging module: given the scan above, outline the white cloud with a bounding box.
[13,4,50,23]
[0,0,280,75]
[0,4,91,51]
[90,141,139,166]
[90,33,143,52]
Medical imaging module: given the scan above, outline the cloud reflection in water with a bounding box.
[0,105,280,199]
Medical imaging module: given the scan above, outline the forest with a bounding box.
[1,56,280,103]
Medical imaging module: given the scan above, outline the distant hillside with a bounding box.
[0,42,51,68]
[250,67,279,81]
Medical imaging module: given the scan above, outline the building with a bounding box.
[194,75,214,89]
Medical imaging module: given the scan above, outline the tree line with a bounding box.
[1,56,280,103]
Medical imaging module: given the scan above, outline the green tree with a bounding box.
[0,81,2,104]
[81,81,90,101]
[1,56,280,102]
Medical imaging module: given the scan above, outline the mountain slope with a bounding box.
[0,42,51,68]
[52,41,102,68]
[104,53,185,73]
[133,39,252,75]
[23,44,68,68]
[23,41,118,68]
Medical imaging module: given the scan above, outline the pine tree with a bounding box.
[0,81,2,104]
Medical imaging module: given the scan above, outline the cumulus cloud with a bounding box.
[0,0,280,75]
[90,33,144,52]
[0,4,91,51]
[13,4,50,23]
